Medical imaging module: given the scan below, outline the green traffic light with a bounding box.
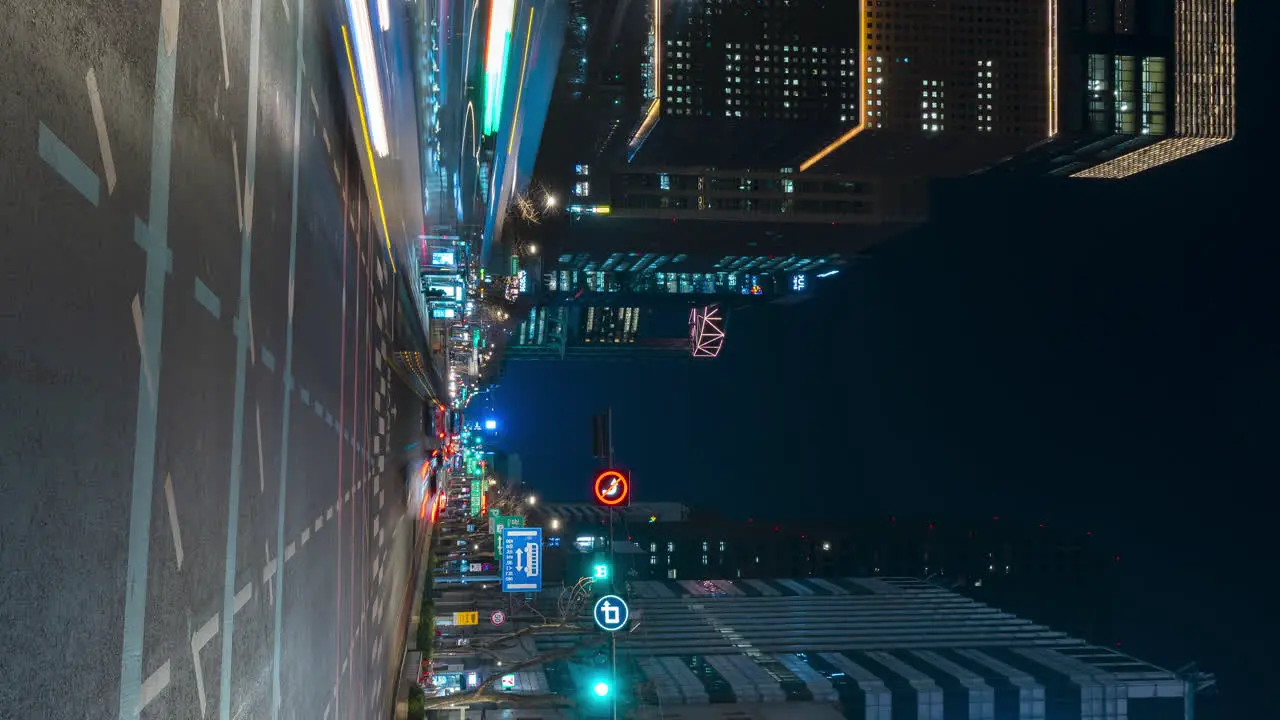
[593,681,610,697]
[593,564,610,580]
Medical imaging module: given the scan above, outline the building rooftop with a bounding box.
[529,576,1203,716]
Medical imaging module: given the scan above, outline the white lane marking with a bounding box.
[326,507,333,520]
[255,404,265,492]
[191,613,220,718]
[323,701,331,720]
[284,541,295,561]
[231,134,244,230]
[139,659,171,711]
[161,0,180,56]
[310,87,319,118]
[235,582,253,614]
[85,68,117,195]
[280,0,290,22]
[322,127,331,156]
[378,489,384,510]
[315,515,323,532]
[131,295,155,408]
[162,472,184,570]
[215,0,230,88]
[344,490,350,503]
[301,528,310,545]
[262,542,276,605]
[341,656,348,675]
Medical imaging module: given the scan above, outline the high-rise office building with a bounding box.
[561,0,1234,184]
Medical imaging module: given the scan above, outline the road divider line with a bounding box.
[216,0,230,88]
[191,612,219,719]
[37,122,99,205]
[194,278,221,319]
[116,3,181,714]
[139,659,171,712]
[234,582,253,614]
[301,528,310,545]
[85,68,117,195]
[162,472,184,570]
[280,0,290,22]
[326,507,333,520]
[315,516,323,531]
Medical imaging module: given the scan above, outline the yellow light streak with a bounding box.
[342,25,396,274]
[507,7,535,156]
[800,0,867,172]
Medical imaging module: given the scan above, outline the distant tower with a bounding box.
[689,305,726,359]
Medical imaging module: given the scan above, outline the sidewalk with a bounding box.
[392,506,437,719]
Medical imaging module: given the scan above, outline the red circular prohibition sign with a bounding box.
[593,470,630,506]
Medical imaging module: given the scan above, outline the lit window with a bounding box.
[667,568,677,579]
[666,541,674,552]
[701,555,709,565]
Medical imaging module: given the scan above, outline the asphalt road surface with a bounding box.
[1,0,430,718]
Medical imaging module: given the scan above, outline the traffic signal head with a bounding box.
[593,681,610,697]
[592,563,610,580]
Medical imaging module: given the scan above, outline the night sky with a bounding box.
[486,10,1274,715]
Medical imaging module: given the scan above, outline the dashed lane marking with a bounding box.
[262,542,276,605]
[231,133,244,231]
[139,659,171,713]
[215,0,230,88]
[301,528,310,546]
[162,472,184,570]
[255,404,265,493]
[326,507,333,520]
[191,612,220,719]
[315,515,323,531]
[130,295,155,408]
[262,347,276,371]
[284,541,295,562]
[194,278,221,319]
[234,582,253,614]
[85,68,117,195]
[300,387,310,404]
[37,122,99,205]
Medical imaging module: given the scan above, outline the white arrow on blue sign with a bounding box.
[593,594,629,632]
[500,527,543,592]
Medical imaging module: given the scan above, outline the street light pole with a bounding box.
[607,407,618,720]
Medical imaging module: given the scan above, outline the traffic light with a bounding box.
[592,563,610,580]
[592,681,611,698]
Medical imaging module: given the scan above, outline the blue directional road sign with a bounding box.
[593,594,629,632]
[501,527,543,592]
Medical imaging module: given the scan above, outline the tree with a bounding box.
[418,579,606,711]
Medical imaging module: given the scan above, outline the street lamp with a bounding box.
[526,495,537,505]
[545,195,557,209]
[526,243,538,255]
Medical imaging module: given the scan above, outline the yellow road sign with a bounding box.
[454,611,479,626]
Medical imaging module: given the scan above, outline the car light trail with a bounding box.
[341,25,396,273]
[482,0,517,135]
[506,7,534,155]
[344,0,390,156]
